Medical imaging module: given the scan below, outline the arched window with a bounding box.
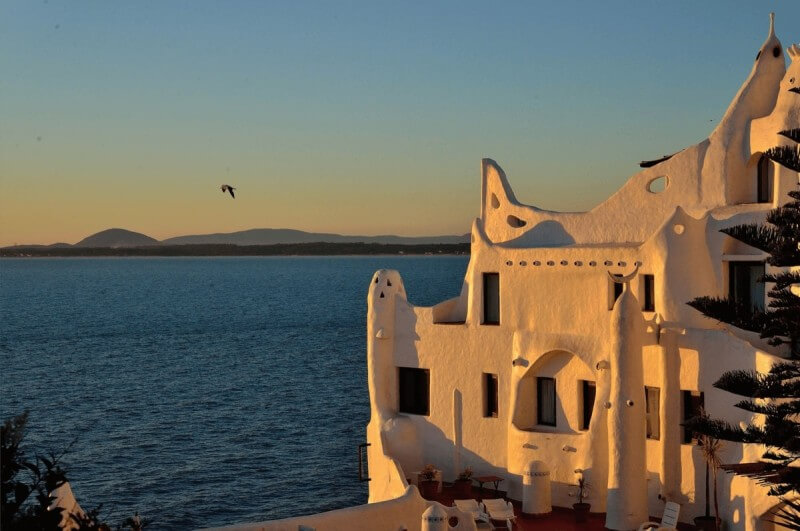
[757,155,771,203]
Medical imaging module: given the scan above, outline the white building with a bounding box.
[363,15,799,531]
[210,15,798,531]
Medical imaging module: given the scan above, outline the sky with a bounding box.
[1,1,798,246]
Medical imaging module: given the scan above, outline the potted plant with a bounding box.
[694,431,723,531]
[454,466,473,498]
[572,473,591,523]
[419,464,439,500]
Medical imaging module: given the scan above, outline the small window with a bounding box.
[483,373,498,418]
[757,155,771,203]
[609,274,624,309]
[580,380,596,430]
[682,390,704,444]
[537,377,556,427]
[645,386,660,440]
[398,367,429,416]
[729,261,765,311]
[643,274,655,312]
[483,273,500,325]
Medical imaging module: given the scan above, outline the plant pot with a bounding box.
[573,502,591,523]
[694,516,718,531]
[454,479,472,498]
[419,479,438,500]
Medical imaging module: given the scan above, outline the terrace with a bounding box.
[426,483,695,531]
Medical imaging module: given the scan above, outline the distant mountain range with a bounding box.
[4,227,470,249]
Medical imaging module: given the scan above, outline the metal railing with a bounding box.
[358,442,371,482]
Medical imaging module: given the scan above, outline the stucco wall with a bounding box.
[360,17,798,531]
[203,487,477,531]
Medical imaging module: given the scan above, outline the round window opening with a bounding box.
[647,175,669,193]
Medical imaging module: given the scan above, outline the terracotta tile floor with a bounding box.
[428,484,695,530]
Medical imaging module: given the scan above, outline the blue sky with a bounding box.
[1,1,798,245]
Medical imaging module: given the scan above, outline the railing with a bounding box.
[358,442,371,482]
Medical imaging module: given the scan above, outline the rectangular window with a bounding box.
[537,377,556,427]
[483,373,498,418]
[643,274,655,312]
[580,380,596,430]
[609,274,623,309]
[682,390,704,444]
[757,156,771,203]
[645,386,660,440]
[398,367,429,416]
[483,273,500,325]
[729,261,765,311]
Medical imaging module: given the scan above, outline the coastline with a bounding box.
[0,242,470,258]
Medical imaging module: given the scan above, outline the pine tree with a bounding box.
[685,93,800,527]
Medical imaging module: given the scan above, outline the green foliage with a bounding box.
[2,411,68,530]
[686,296,763,332]
[779,128,800,143]
[1,412,147,531]
[685,100,800,527]
[765,145,800,172]
[695,188,800,354]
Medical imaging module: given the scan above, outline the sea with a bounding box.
[0,256,469,530]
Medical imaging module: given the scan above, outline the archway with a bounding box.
[512,349,596,432]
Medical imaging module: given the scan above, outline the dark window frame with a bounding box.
[536,376,556,427]
[645,386,660,440]
[643,274,655,312]
[682,390,704,444]
[483,373,498,418]
[728,261,766,311]
[580,380,596,431]
[610,274,624,309]
[757,155,771,203]
[398,367,430,416]
[482,272,500,325]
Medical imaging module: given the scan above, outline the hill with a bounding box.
[74,228,159,248]
[160,228,469,246]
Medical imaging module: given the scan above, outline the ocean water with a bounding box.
[0,256,468,530]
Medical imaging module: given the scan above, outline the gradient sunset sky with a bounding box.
[2,1,798,246]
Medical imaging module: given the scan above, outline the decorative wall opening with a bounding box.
[513,349,594,432]
[507,214,527,228]
[647,175,669,193]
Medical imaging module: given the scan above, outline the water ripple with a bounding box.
[0,256,467,529]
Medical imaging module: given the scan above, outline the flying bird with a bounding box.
[220,184,236,198]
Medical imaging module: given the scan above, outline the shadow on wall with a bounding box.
[501,220,576,248]
[387,297,511,488]
[681,332,749,525]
